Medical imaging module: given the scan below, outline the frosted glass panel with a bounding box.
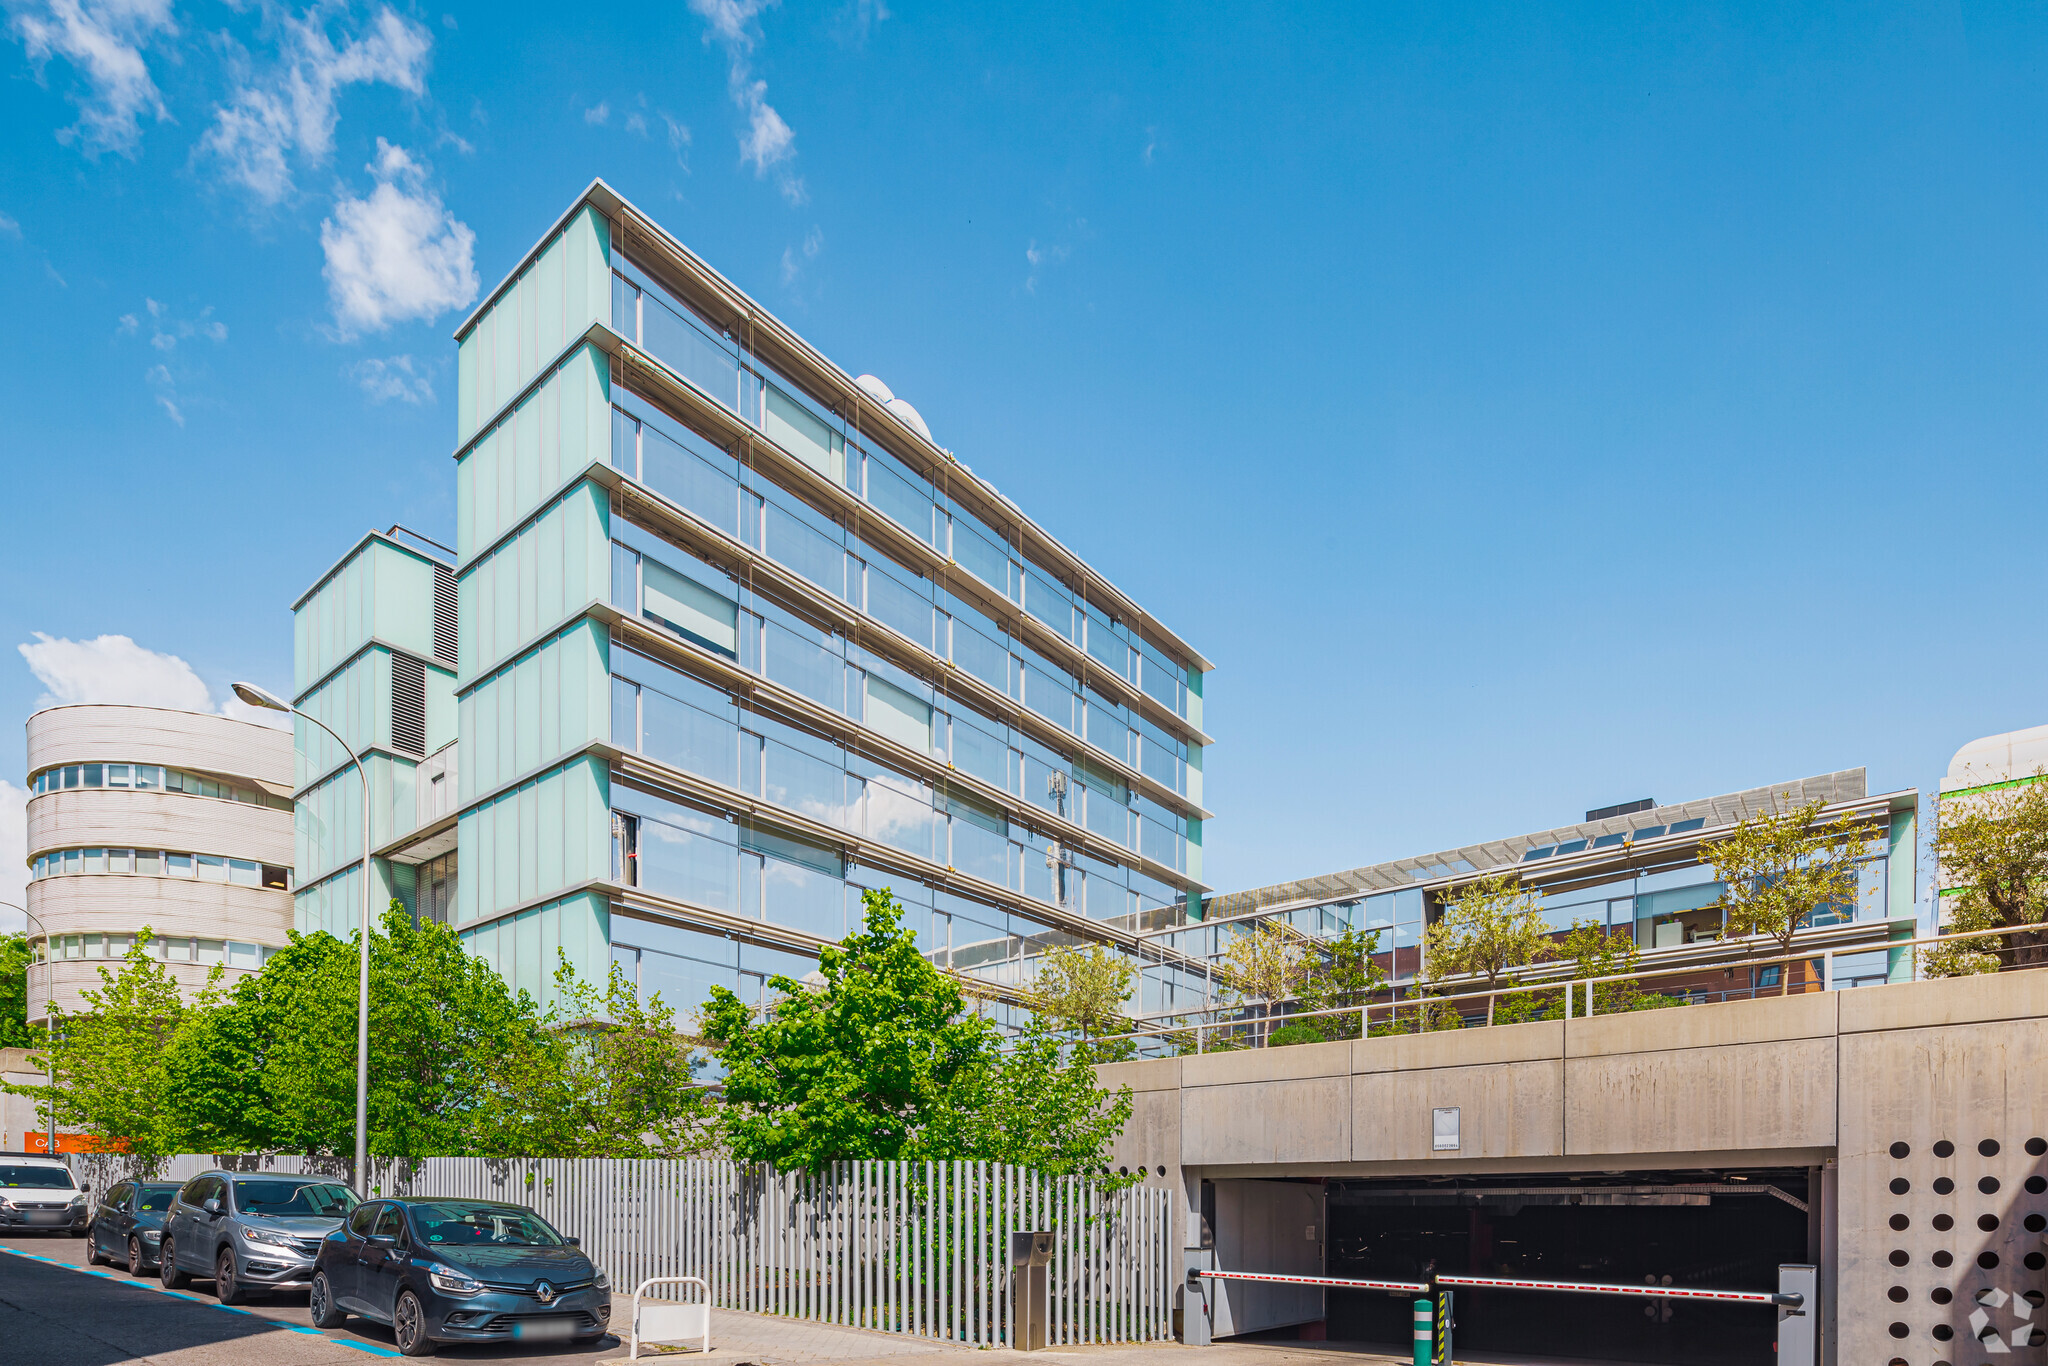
[865,676,932,753]
[643,559,738,656]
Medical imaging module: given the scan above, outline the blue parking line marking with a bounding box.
[0,1245,403,1358]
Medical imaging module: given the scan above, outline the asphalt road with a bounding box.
[0,1231,628,1366]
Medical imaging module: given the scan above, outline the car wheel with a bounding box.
[159,1238,187,1289]
[309,1271,348,1328]
[216,1249,246,1304]
[85,1227,107,1264]
[128,1236,148,1277]
[392,1289,435,1356]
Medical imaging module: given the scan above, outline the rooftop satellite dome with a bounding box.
[885,396,932,442]
[854,374,895,406]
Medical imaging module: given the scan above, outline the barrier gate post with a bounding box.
[1778,1264,1817,1366]
[1411,1298,1431,1366]
[1432,1287,1454,1365]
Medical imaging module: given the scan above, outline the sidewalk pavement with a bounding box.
[597,1303,1648,1366]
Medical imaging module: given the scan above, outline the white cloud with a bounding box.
[119,299,225,422]
[838,0,889,45]
[0,782,23,930]
[320,138,477,337]
[131,296,227,351]
[583,100,609,125]
[198,5,432,204]
[663,112,691,167]
[11,0,178,155]
[624,110,646,136]
[780,223,821,285]
[349,353,432,403]
[18,633,289,731]
[0,210,19,239]
[21,632,214,711]
[145,362,181,423]
[687,0,803,203]
[1024,238,1068,292]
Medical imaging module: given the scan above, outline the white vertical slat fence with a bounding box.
[68,1153,1174,1347]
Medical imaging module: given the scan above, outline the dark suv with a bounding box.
[310,1197,611,1356]
[161,1171,359,1303]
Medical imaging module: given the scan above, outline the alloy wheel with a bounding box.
[128,1236,144,1277]
[310,1270,347,1329]
[216,1250,240,1304]
[394,1290,434,1356]
[159,1238,184,1289]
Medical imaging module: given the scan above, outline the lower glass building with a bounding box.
[1137,768,1919,1035]
[309,180,1216,1028]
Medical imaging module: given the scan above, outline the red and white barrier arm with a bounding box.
[1198,1269,1430,1294]
[1436,1274,1801,1307]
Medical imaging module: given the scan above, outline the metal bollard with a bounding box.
[1412,1298,1431,1366]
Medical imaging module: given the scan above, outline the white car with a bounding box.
[0,1153,90,1235]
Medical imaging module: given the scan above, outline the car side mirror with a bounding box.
[80,1185,91,1195]
[202,1198,221,1216]
[564,1236,580,1247]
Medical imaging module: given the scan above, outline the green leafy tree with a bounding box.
[0,933,32,1049]
[168,904,543,1158]
[1217,920,1307,1044]
[1560,919,1683,1014]
[1296,928,1387,1040]
[476,955,717,1157]
[1425,875,1554,1026]
[1023,942,1137,1062]
[5,930,205,1158]
[1699,798,1866,995]
[704,888,1131,1177]
[1927,773,2048,976]
[930,1019,1134,1177]
[1493,919,1684,1022]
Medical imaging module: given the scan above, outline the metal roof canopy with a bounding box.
[1202,769,1901,919]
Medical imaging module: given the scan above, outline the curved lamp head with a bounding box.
[231,682,291,714]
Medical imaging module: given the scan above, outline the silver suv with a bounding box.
[160,1171,359,1304]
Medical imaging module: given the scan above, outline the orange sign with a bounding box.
[21,1132,129,1154]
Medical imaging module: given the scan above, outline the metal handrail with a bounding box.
[1079,919,2033,1052]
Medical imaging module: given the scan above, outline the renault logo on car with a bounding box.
[534,1280,556,1304]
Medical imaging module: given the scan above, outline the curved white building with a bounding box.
[23,704,295,1024]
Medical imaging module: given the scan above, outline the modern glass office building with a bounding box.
[1137,768,1919,1032]
[314,180,1214,1022]
[290,528,460,937]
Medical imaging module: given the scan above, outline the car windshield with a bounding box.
[411,1202,565,1248]
[136,1186,179,1212]
[0,1164,76,1189]
[232,1180,358,1216]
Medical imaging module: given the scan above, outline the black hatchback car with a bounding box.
[85,1180,180,1275]
[310,1197,612,1356]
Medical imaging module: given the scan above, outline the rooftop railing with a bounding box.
[1079,920,2032,1057]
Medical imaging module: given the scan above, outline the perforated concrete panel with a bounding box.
[1842,1012,2048,1366]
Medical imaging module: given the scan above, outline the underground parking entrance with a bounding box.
[1212,1167,1814,1366]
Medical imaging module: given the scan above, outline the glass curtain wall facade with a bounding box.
[1143,772,1922,1040]
[291,531,459,936]
[447,184,1213,1019]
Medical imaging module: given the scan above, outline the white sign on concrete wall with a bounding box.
[1432,1107,1461,1151]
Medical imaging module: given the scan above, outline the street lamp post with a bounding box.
[233,682,373,1194]
[1,900,57,1157]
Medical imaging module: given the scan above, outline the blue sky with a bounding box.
[4,2,2047,929]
